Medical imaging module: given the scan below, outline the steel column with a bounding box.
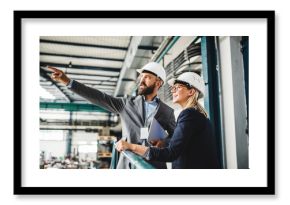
[201,36,225,168]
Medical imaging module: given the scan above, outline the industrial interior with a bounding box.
[39,36,249,169]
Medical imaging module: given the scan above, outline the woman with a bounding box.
[116,72,220,169]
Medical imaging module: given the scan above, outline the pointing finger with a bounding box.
[51,72,61,80]
[47,66,60,73]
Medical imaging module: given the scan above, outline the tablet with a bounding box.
[148,118,168,141]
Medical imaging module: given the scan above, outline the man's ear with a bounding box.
[156,80,163,90]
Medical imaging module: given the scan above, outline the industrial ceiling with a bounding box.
[40,36,164,103]
[39,36,202,128]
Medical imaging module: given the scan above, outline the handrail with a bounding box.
[110,143,155,169]
[122,150,156,169]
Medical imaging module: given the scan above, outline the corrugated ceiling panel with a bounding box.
[40,43,127,59]
[40,36,131,47]
[66,74,118,81]
[76,80,116,85]
[45,67,120,77]
[39,36,164,102]
[40,55,123,69]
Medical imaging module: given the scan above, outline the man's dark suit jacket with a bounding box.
[69,80,176,169]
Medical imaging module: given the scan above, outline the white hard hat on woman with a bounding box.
[168,72,205,98]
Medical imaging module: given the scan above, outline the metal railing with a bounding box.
[110,143,155,169]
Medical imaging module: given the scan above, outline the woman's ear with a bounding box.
[188,89,195,97]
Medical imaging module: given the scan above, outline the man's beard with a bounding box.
[138,82,156,95]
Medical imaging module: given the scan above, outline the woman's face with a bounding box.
[171,83,195,106]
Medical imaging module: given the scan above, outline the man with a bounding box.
[48,62,176,169]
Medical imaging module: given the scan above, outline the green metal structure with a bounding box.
[40,102,109,113]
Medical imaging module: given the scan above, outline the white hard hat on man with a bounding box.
[137,62,167,83]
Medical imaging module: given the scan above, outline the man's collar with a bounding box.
[142,95,159,103]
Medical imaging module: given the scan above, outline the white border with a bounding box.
[21,18,268,187]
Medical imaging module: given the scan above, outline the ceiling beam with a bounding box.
[40,39,158,52]
[40,39,128,51]
[75,81,117,87]
[121,78,135,82]
[40,52,124,62]
[40,62,121,72]
[138,45,159,50]
[114,37,143,96]
[71,78,117,83]
[66,72,119,78]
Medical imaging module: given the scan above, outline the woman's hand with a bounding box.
[150,140,166,148]
[115,140,132,152]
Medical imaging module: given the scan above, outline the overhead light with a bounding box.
[68,61,72,68]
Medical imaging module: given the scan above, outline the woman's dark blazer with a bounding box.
[147,108,220,169]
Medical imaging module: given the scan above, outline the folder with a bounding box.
[148,118,168,141]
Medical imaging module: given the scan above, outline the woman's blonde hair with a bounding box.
[184,88,208,118]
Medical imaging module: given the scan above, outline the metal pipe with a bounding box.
[156,36,181,63]
[150,36,173,62]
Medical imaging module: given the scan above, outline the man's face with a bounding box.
[137,72,159,96]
